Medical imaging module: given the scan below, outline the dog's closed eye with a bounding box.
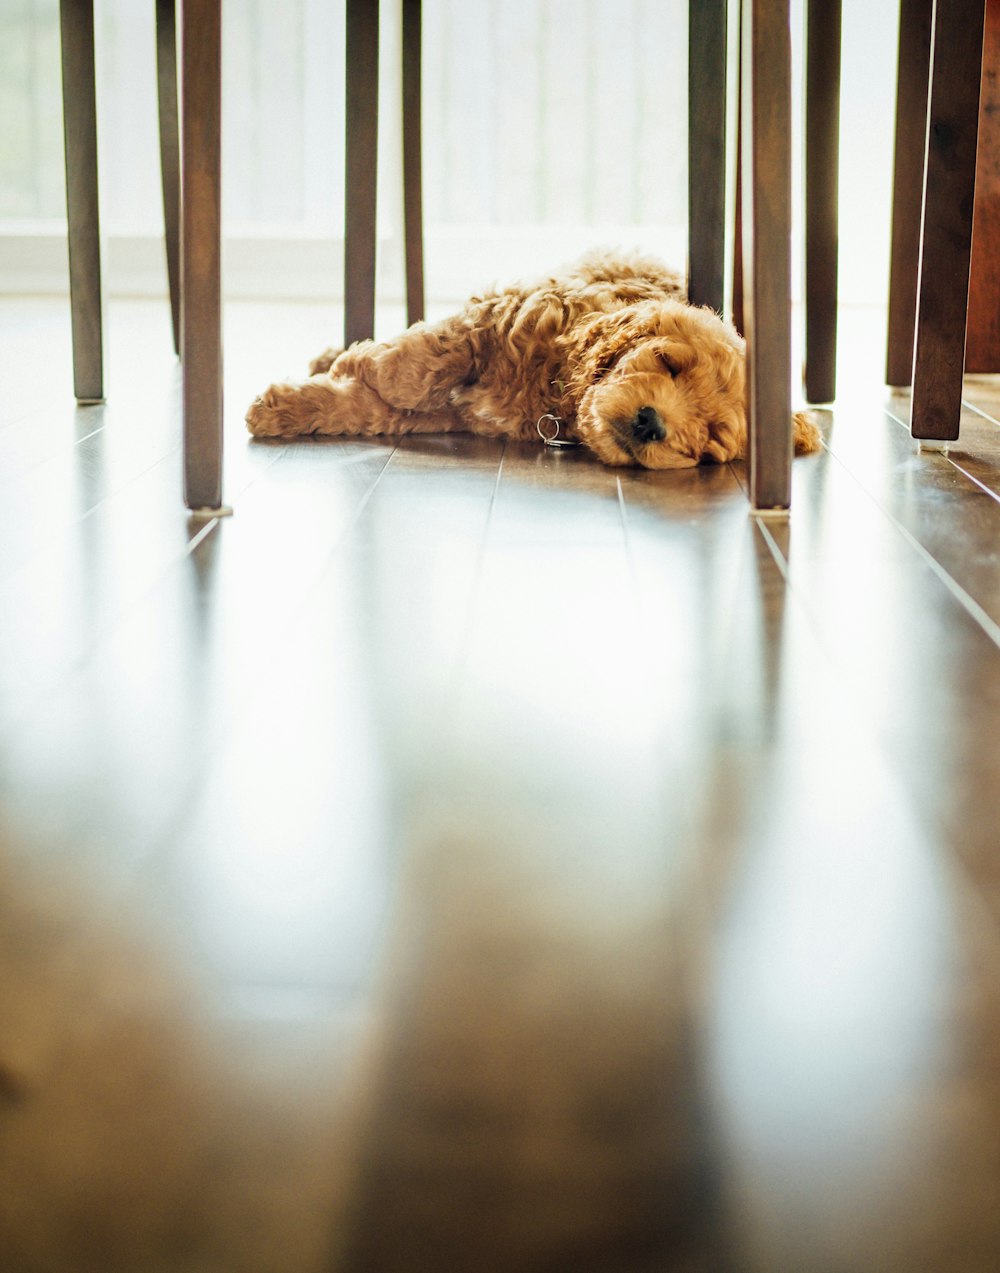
[592,354,617,383]
[656,348,683,377]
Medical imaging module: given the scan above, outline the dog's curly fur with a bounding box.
[246,250,821,469]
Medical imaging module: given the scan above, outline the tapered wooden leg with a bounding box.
[732,9,744,336]
[345,0,379,347]
[885,0,934,388]
[402,0,424,327]
[742,0,793,513]
[181,0,225,513]
[803,0,841,404]
[156,0,181,357]
[966,0,1000,372]
[688,0,727,314]
[911,0,986,442]
[59,0,104,403]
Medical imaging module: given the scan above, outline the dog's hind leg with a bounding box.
[330,315,475,413]
[308,346,343,376]
[247,373,405,439]
[245,371,466,440]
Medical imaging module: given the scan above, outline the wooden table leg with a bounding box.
[803,0,841,405]
[181,0,226,514]
[402,0,424,327]
[345,0,379,347]
[688,0,727,314]
[966,0,1000,371]
[742,0,793,513]
[732,11,744,336]
[911,0,986,443]
[59,0,104,404]
[885,0,934,388]
[156,0,181,358]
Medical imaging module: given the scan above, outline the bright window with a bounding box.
[0,0,896,304]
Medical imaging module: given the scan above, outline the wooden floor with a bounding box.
[3,296,1000,1272]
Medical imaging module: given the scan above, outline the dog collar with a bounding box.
[536,413,581,449]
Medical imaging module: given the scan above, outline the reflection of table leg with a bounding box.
[742,0,793,514]
[911,0,986,442]
[688,0,727,315]
[59,0,104,404]
[803,0,841,406]
[967,0,1000,372]
[182,0,225,513]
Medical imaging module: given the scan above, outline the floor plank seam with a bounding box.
[944,455,1000,505]
[960,396,1000,429]
[821,435,1000,654]
[0,400,68,437]
[728,464,871,695]
[877,513,1000,649]
[615,475,639,603]
[4,446,402,907]
[73,442,184,528]
[887,394,1000,489]
[71,421,108,450]
[0,441,290,738]
[39,446,400,912]
[185,516,221,555]
[445,438,507,726]
[880,402,976,486]
[751,480,1000,946]
[752,515,792,586]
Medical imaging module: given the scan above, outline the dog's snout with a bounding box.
[632,405,666,444]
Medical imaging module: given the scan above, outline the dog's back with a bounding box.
[562,248,687,301]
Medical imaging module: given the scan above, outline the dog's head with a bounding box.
[568,301,747,469]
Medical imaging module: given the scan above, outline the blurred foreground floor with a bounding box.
[2,299,1000,1271]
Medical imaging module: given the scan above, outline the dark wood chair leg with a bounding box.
[688,0,727,314]
[59,0,104,403]
[181,0,225,513]
[803,0,841,405]
[732,9,744,336]
[156,0,181,357]
[911,0,986,443]
[742,0,793,512]
[885,0,934,388]
[966,0,1000,372]
[402,0,424,327]
[345,0,379,347]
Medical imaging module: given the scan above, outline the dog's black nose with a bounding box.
[632,405,666,444]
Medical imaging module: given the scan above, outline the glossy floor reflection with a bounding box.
[2,300,1000,1271]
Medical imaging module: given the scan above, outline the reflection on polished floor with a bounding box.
[2,298,1000,1271]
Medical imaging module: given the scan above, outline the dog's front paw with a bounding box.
[246,386,294,438]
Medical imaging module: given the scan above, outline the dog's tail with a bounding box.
[793,410,823,455]
[308,346,344,376]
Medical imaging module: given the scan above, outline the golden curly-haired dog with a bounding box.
[246,250,821,469]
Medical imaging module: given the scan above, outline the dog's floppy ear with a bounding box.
[592,347,619,382]
[573,304,658,385]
